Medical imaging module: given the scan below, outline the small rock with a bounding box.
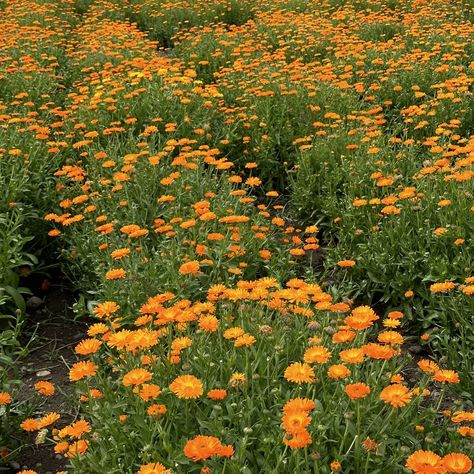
[26,296,44,310]
[36,370,51,377]
[408,345,423,354]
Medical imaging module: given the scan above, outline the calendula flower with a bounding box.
[0,392,12,405]
[430,281,455,293]
[283,398,316,414]
[284,363,315,384]
[123,368,152,387]
[34,381,55,396]
[94,301,120,318]
[406,450,443,473]
[207,389,227,400]
[337,260,355,267]
[75,338,102,355]
[344,383,371,400]
[69,361,97,381]
[432,370,459,384]
[327,364,351,379]
[283,430,312,449]
[169,375,203,399]
[441,453,472,473]
[105,268,126,280]
[380,384,412,407]
[304,346,332,364]
[345,306,378,330]
[282,411,311,434]
[137,462,171,473]
[179,260,200,275]
[183,435,233,462]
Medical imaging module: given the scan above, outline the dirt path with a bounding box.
[9,284,86,474]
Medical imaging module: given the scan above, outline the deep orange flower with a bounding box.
[283,430,312,449]
[339,348,365,364]
[327,364,351,379]
[304,345,331,364]
[169,375,203,399]
[93,301,119,318]
[69,361,97,381]
[207,389,227,400]
[34,381,55,396]
[105,268,126,280]
[441,453,472,473]
[337,260,355,267]
[283,398,316,414]
[0,392,12,405]
[380,384,412,408]
[345,306,379,331]
[138,463,171,474]
[284,363,315,384]
[75,338,102,355]
[406,450,443,473]
[282,411,311,434]
[432,370,459,384]
[123,368,152,387]
[344,383,371,400]
[179,260,200,275]
[183,435,232,462]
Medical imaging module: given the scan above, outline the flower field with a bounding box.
[0,0,473,473]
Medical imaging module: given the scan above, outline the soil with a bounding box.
[6,282,87,474]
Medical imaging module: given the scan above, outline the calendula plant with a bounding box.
[1,0,473,473]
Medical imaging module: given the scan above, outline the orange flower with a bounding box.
[337,260,355,267]
[345,306,379,331]
[60,420,91,439]
[363,343,396,360]
[179,260,200,275]
[21,418,41,431]
[223,327,245,339]
[332,330,356,343]
[406,450,443,474]
[38,412,60,428]
[170,375,203,399]
[380,384,412,408]
[234,334,256,347]
[430,282,456,293]
[137,463,171,474]
[304,346,331,364]
[284,363,315,384]
[183,435,233,462]
[75,338,102,355]
[147,404,167,416]
[93,301,119,318]
[432,370,459,384]
[327,364,351,379]
[377,331,403,345]
[339,348,365,364]
[0,392,12,405]
[283,430,312,449]
[105,268,126,280]
[282,411,311,434]
[34,381,55,396]
[283,398,316,414]
[207,389,227,400]
[344,383,371,400]
[123,368,152,387]
[417,359,439,374]
[136,384,161,401]
[441,453,472,473]
[198,315,219,332]
[69,361,97,381]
